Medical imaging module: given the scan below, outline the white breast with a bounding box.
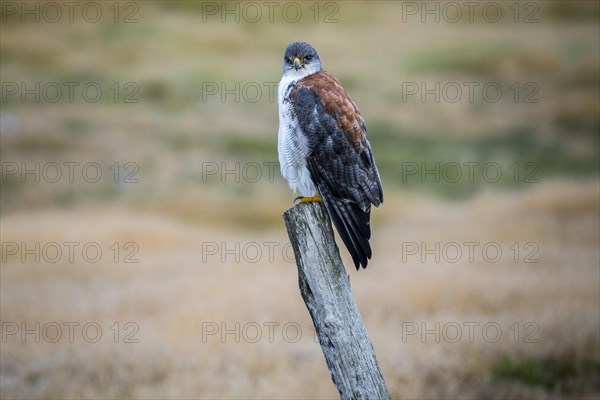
[277,72,317,197]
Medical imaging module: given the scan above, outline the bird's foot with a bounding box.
[294,194,322,203]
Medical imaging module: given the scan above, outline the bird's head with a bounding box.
[282,41,321,78]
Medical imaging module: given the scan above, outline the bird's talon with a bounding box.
[298,194,322,203]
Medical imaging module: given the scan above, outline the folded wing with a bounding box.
[291,71,383,269]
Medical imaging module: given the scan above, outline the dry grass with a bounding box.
[1,181,598,399]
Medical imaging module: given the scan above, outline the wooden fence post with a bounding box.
[283,201,391,400]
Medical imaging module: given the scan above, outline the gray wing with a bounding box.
[293,85,383,269]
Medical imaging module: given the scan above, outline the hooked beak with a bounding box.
[293,57,302,71]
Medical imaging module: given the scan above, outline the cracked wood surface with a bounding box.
[283,202,390,400]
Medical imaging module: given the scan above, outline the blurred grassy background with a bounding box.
[1,1,599,399]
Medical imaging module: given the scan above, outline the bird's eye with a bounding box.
[304,55,312,62]
[285,58,292,65]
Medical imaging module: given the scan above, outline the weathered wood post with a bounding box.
[283,201,391,400]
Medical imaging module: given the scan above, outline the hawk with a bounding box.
[277,41,383,270]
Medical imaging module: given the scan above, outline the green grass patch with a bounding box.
[406,46,516,76]
[544,1,600,22]
[369,120,599,199]
[407,45,560,77]
[218,134,276,158]
[492,353,600,393]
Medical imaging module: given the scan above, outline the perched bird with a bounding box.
[277,41,383,270]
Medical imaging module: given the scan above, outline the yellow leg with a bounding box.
[296,194,322,203]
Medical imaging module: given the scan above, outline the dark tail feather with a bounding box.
[319,187,372,270]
